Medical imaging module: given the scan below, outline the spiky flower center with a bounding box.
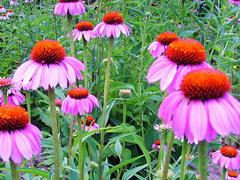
[8,10,13,13]
[75,21,94,31]
[0,105,29,131]
[59,0,79,2]
[181,69,231,100]
[103,12,124,25]
[220,146,238,158]
[228,170,239,178]
[154,140,160,145]
[30,40,66,64]
[68,88,89,99]
[85,116,95,126]
[165,39,206,65]
[156,32,178,45]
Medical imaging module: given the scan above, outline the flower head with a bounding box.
[158,69,240,144]
[10,0,19,6]
[0,6,6,13]
[146,38,211,91]
[119,89,132,99]
[54,0,85,16]
[13,40,85,90]
[82,116,100,132]
[0,77,12,92]
[55,99,62,107]
[94,11,131,38]
[0,89,25,106]
[152,139,161,150]
[73,21,96,42]
[6,10,14,17]
[0,105,42,164]
[227,170,239,180]
[61,87,99,116]
[212,146,240,170]
[229,0,240,6]
[148,32,179,58]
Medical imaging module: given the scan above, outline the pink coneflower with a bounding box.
[0,89,25,105]
[148,32,179,58]
[158,69,240,144]
[229,0,240,6]
[6,10,14,17]
[12,40,85,90]
[55,99,62,107]
[61,87,99,116]
[0,13,9,20]
[0,105,42,164]
[212,146,240,170]
[82,116,99,132]
[10,0,19,6]
[73,21,96,42]
[0,6,6,13]
[146,39,211,91]
[0,77,12,91]
[227,170,240,180]
[25,0,33,3]
[94,12,131,38]
[54,0,85,16]
[152,139,161,150]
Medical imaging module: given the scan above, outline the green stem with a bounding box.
[83,39,88,88]
[3,90,8,104]
[25,91,31,122]
[162,131,175,180]
[67,14,75,57]
[221,167,226,180]
[198,141,208,180]
[10,160,19,180]
[122,100,127,149]
[48,88,60,180]
[78,115,84,180]
[98,37,114,180]
[156,133,164,171]
[68,120,74,164]
[180,139,188,180]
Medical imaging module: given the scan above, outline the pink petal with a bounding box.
[0,131,12,161]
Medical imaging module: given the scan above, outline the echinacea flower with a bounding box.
[229,0,240,6]
[82,116,99,132]
[118,89,132,99]
[13,40,85,90]
[158,69,240,144]
[94,12,131,38]
[73,21,96,42]
[212,146,240,170]
[0,89,25,105]
[6,10,13,17]
[0,104,42,164]
[0,14,9,20]
[0,77,12,92]
[146,39,211,91]
[10,0,19,6]
[0,6,6,13]
[152,139,161,150]
[148,32,179,58]
[25,0,33,3]
[55,99,62,107]
[61,87,99,116]
[153,123,169,132]
[54,0,85,16]
[227,170,240,180]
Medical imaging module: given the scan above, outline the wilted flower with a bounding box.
[94,12,131,38]
[146,39,211,92]
[13,40,85,90]
[54,0,85,16]
[148,32,179,58]
[212,146,240,170]
[119,89,132,99]
[158,69,240,144]
[73,21,96,42]
[0,105,42,164]
[61,87,99,116]
[82,116,100,132]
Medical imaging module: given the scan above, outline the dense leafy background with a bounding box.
[0,0,239,179]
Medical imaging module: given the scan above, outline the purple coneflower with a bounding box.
[212,146,240,170]
[25,0,33,3]
[10,0,19,6]
[73,21,96,42]
[0,6,6,13]
[0,105,42,164]
[229,0,240,6]
[6,10,14,17]
[148,32,179,58]
[158,69,240,144]
[0,89,25,105]
[82,116,99,132]
[61,87,99,116]
[54,0,85,16]
[94,12,131,38]
[12,40,85,90]
[227,170,240,180]
[152,140,161,150]
[146,39,211,91]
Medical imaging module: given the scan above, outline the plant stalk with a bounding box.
[83,39,89,88]
[156,132,164,171]
[78,115,84,180]
[25,91,31,122]
[221,167,226,180]
[67,14,75,57]
[98,37,114,180]
[3,90,8,104]
[198,141,208,180]
[162,131,175,180]
[180,139,188,180]
[48,88,60,180]
[10,160,19,180]
[68,119,74,164]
